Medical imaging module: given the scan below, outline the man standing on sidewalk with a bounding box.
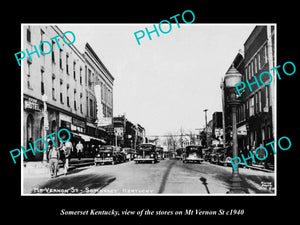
[76,140,84,160]
[59,134,73,176]
[47,140,60,178]
[63,140,72,175]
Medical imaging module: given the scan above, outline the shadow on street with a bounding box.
[199,177,210,194]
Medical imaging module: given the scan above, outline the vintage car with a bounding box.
[203,147,213,162]
[122,147,136,161]
[156,146,164,160]
[94,145,123,165]
[209,146,227,165]
[215,146,231,166]
[134,143,158,164]
[182,145,203,163]
[175,148,184,160]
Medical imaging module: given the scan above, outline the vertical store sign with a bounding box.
[94,84,112,126]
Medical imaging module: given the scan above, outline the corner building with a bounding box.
[239,25,275,168]
[23,25,114,161]
[222,25,275,169]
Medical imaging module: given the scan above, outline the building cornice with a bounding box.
[85,43,115,83]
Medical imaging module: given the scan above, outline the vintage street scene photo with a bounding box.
[21,24,276,195]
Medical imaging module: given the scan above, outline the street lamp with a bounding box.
[224,64,244,193]
[42,94,49,163]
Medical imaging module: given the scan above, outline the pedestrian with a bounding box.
[47,140,60,178]
[76,140,83,160]
[64,140,72,175]
[59,134,73,176]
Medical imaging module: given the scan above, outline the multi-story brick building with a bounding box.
[239,25,275,167]
[112,115,146,148]
[222,25,275,168]
[22,25,114,161]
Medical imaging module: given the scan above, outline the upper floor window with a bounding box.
[249,97,254,116]
[26,27,31,43]
[73,61,76,80]
[66,53,69,74]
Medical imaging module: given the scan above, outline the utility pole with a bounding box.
[134,124,138,149]
[204,109,208,147]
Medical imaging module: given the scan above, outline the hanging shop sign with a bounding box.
[72,117,85,128]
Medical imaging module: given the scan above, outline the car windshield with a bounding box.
[137,144,155,151]
[186,146,200,152]
[176,148,183,154]
[99,146,114,151]
[99,151,112,156]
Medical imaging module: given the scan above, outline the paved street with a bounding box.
[23,159,274,195]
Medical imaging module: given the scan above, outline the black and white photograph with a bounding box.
[3,4,299,222]
[21,23,276,195]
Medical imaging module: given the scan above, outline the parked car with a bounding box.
[156,146,164,160]
[203,147,213,162]
[116,151,127,163]
[122,148,136,161]
[209,146,228,165]
[216,147,231,166]
[94,145,120,165]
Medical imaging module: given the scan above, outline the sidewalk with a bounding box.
[239,163,274,173]
[23,158,95,176]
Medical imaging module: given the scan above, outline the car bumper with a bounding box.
[184,158,203,162]
[134,158,156,162]
[94,158,113,163]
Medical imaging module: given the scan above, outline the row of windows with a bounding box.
[87,96,113,118]
[87,68,113,107]
[245,44,268,81]
[26,64,113,119]
[27,27,85,87]
[249,125,272,149]
[237,86,270,123]
[25,26,113,119]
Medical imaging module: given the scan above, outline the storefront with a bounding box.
[23,95,60,161]
[23,96,43,161]
[237,123,249,157]
[59,112,72,130]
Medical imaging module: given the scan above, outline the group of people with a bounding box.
[46,137,97,178]
[46,135,74,178]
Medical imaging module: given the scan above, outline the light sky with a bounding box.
[60,24,255,136]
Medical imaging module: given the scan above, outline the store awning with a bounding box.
[72,132,106,143]
[77,133,91,142]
